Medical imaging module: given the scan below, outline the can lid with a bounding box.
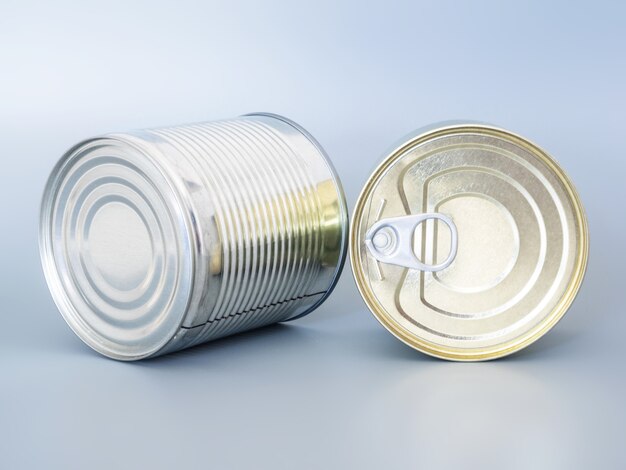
[39,137,195,360]
[351,123,588,361]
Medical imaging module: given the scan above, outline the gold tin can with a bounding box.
[351,123,588,361]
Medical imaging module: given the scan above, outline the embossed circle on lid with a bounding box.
[40,138,194,360]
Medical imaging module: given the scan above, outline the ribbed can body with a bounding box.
[40,114,348,360]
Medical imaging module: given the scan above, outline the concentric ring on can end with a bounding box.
[350,123,589,361]
[39,137,195,360]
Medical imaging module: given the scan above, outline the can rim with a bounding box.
[244,113,349,322]
[350,122,589,361]
[39,135,197,360]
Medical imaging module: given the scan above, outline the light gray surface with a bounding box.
[0,1,624,468]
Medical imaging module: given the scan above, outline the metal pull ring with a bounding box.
[365,213,458,272]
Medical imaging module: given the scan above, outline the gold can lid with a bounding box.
[351,123,588,361]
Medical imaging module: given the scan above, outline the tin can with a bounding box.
[351,122,588,361]
[40,113,348,360]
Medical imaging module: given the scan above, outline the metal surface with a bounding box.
[40,113,348,360]
[365,212,458,272]
[351,123,588,361]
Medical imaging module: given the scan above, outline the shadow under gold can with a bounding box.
[40,113,348,360]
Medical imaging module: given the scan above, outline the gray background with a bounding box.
[1,1,624,468]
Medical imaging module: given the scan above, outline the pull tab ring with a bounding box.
[365,212,458,272]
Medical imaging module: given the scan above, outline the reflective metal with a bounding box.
[351,123,588,361]
[365,212,458,272]
[40,113,348,360]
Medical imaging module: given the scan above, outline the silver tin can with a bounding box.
[40,113,348,360]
